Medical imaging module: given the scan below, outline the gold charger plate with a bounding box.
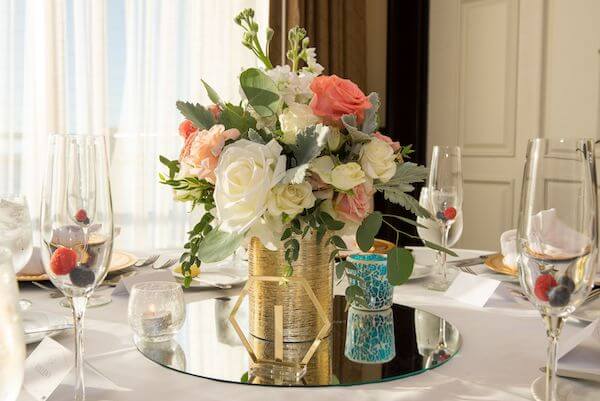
[339,238,396,258]
[484,253,518,277]
[17,250,138,282]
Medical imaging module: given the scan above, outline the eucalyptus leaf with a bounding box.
[240,68,282,117]
[176,101,214,130]
[197,229,244,263]
[220,103,256,133]
[386,247,414,285]
[201,79,222,105]
[356,211,383,252]
[361,92,380,134]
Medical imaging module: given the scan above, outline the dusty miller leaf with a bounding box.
[288,124,329,166]
[381,190,431,218]
[361,92,380,134]
[176,101,214,130]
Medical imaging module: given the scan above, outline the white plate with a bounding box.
[531,375,600,401]
[572,296,600,322]
[172,265,247,288]
[21,311,72,345]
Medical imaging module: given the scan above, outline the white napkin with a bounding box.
[500,229,517,269]
[527,209,590,258]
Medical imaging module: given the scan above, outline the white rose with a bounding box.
[268,182,316,218]
[278,103,320,144]
[246,214,284,251]
[214,139,286,233]
[359,138,397,183]
[327,127,344,151]
[331,163,366,191]
[310,156,335,184]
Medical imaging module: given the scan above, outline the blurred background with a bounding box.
[1,0,599,252]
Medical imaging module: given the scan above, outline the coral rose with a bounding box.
[373,131,401,152]
[179,124,240,184]
[179,119,197,140]
[309,75,371,124]
[333,182,375,223]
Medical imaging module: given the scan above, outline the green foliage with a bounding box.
[176,101,214,130]
[197,229,244,263]
[234,9,273,69]
[361,92,380,134]
[382,191,431,218]
[386,247,414,285]
[159,155,180,179]
[201,79,222,105]
[289,124,329,165]
[219,103,256,133]
[240,68,282,117]
[356,211,383,252]
[345,285,367,308]
[374,162,431,218]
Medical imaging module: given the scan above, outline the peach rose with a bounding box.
[179,120,198,140]
[373,131,400,152]
[309,75,371,124]
[333,182,375,223]
[179,124,240,183]
[208,104,221,121]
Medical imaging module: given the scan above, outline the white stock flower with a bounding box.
[304,48,324,75]
[359,138,397,183]
[331,163,366,191]
[279,103,320,144]
[266,65,316,105]
[214,139,286,233]
[267,182,316,218]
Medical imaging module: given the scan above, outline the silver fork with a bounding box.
[152,258,178,270]
[459,265,477,275]
[134,254,159,267]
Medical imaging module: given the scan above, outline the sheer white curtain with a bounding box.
[0,0,269,250]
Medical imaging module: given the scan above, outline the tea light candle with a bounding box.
[141,307,172,337]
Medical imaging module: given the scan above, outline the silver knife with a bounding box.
[449,254,493,267]
[25,324,74,336]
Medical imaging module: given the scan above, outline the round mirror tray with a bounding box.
[136,295,461,387]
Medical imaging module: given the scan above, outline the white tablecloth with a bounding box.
[15,247,592,401]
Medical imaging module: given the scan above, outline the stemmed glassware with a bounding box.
[426,146,463,291]
[417,187,463,270]
[0,195,33,273]
[40,134,114,401]
[0,248,25,401]
[517,138,598,401]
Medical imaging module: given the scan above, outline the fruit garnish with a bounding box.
[435,211,445,221]
[69,266,95,287]
[75,209,90,224]
[558,276,575,293]
[174,263,200,277]
[548,285,571,307]
[534,274,558,301]
[443,207,457,220]
[50,247,78,275]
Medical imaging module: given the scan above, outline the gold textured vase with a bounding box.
[248,236,333,343]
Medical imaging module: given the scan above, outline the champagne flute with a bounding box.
[40,134,114,401]
[417,187,463,269]
[0,248,25,401]
[426,146,463,291]
[0,195,33,273]
[517,138,597,401]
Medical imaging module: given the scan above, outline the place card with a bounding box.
[23,337,74,401]
[112,270,175,296]
[444,272,502,307]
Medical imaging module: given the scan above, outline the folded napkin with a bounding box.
[500,229,517,269]
[527,209,590,259]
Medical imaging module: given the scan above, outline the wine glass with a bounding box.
[0,195,33,273]
[0,248,25,401]
[40,134,114,401]
[426,146,463,291]
[417,187,463,269]
[517,138,598,401]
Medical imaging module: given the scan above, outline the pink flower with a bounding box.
[208,104,221,121]
[333,182,375,223]
[179,124,240,183]
[179,120,198,140]
[373,131,400,152]
[309,75,371,124]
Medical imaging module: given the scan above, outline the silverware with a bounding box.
[450,255,492,267]
[458,265,477,275]
[25,324,74,336]
[102,271,137,287]
[196,280,232,289]
[134,254,159,267]
[152,258,178,270]
[32,282,64,298]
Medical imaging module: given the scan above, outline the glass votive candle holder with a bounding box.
[344,306,395,364]
[128,281,185,342]
[346,253,393,310]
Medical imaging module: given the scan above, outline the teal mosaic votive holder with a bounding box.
[347,253,393,311]
[344,307,395,364]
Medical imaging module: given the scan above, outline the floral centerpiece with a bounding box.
[159,9,450,306]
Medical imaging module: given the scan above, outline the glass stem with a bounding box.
[544,315,564,401]
[71,296,88,401]
[440,224,451,283]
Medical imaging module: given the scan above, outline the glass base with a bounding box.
[249,362,307,385]
[426,277,451,291]
[60,294,111,308]
[531,375,600,401]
